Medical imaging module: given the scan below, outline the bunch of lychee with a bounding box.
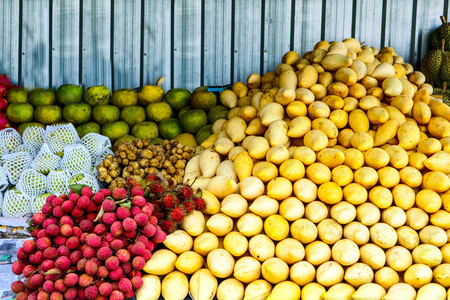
[11,185,166,300]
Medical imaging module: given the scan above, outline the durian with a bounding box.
[431,16,450,51]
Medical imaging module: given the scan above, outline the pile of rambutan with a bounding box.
[129,173,206,234]
[11,184,166,300]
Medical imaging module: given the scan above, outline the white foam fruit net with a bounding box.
[31,143,61,175]
[94,147,114,166]
[3,188,31,218]
[69,172,99,193]
[3,152,32,185]
[44,124,79,156]
[81,133,112,160]
[22,126,45,152]
[0,128,21,153]
[0,168,8,192]
[13,144,37,158]
[16,169,47,199]
[60,144,92,174]
[47,170,71,196]
[31,193,51,214]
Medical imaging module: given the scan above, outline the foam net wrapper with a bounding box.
[44,124,79,156]
[0,168,8,192]
[31,143,61,175]
[81,133,112,160]
[47,170,71,196]
[94,147,114,167]
[60,144,92,174]
[3,188,31,218]
[31,193,51,214]
[16,169,47,199]
[22,126,45,152]
[3,152,32,185]
[0,128,22,153]
[69,172,99,193]
[13,144,37,158]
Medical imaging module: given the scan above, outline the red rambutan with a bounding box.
[193,197,206,211]
[178,186,193,200]
[160,219,176,234]
[150,182,165,196]
[162,195,175,209]
[170,207,185,223]
[183,201,194,213]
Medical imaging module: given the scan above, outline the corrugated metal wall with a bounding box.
[0,0,448,92]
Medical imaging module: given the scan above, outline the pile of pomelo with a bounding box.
[5,83,227,146]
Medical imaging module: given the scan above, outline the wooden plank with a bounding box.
[413,0,445,67]
[81,0,112,91]
[113,0,141,90]
[263,0,292,74]
[142,0,172,91]
[21,0,50,88]
[384,0,414,64]
[292,0,323,57]
[173,0,202,91]
[52,0,80,88]
[203,0,232,87]
[233,0,262,83]
[354,0,384,50]
[323,0,353,42]
[0,0,20,85]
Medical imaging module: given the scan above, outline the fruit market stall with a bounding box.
[3,1,450,300]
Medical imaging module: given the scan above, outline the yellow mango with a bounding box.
[397,121,420,150]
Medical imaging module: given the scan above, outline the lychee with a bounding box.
[52,205,65,218]
[80,232,88,243]
[93,223,107,235]
[142,223,156,237]
[77,287,86,300]
[121,217,137,232]
[15,292,29,300]
[32,213,46,225]
[134,213,149,226]
[37,291,49,300]
[52,235,66,246]
[42,280,54,293]
[46,194,57,203]
[59,224,73,237]
[131,242,146,256]
[64,287,77,300]
[123,230,137,239]
[110,290,124,300]
[98,282,112,296]
[84,285,98,300]
[103,232,114,243]
[99,189,112,198]
[77,258,87,272]
[37,237,52,250]
[92,192,105,205]
[16,247,29,260]
[55,256,70,272]
[96,246,112,261]
[44,268,62,281]
[112,188,127,200]
[116,207,130,220]
[102,200,116,213]
[91,257,102,266]
[43,247,58,260]
[62,201,74,213]
[72,226,82,237]
[132,195,146,208]
[37,230,50,239]
[120,262,132,274]
[81,186,93,198]
[96,266,109,279]
[86,201,98,213]
[118,277,132,293]
[116,249,130,263]
[130,206,142,218]
[69,250,83,265]
[105,256,120,271]
[70,207,84,218]
[54,279,66,292]
[108,267,123,281]
[68,193,79,204]
[46,224,60,236]
[111,221,124,237]
[30,250,44,264]
[66,236,80,250]
[84,259,98,276]
[152,227,167,243]
[79,219,94,232]
[59,245,71,257]
[82,246,96,258]
[124,290,135,299]
[131,276,144,289]
[12,260,25,275]
[110,239,123,251]
[63,273,79,287]
[41,259,55,272]
[142,203,154,218]
[149,215,158,226]
[23,240,37,253]
[28,273,44,290]
[102,212,117,225]
[41,202,53,215]
[86,234,102,248]
[76,196,90,209]
[59,215,74,226]
[52,197,63,206]
[78,274,93,287]
[50,291,63,300]
[132,256,145,270]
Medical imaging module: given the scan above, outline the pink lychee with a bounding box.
[23,240,37,253]
[132,195,146,207]
[123,230,137,239]
[78,274,93,287]
[116,207,130,220]
[81,186,93,198]
[122,218,137,232]
[12,260,25,275]
[93,223,107,235]
[102,212,117,225]
[79,220,94,232]
[131,276,144,289]
[66,236,80,250]
[142,224,156,237]
[52,197,63,206]
[98,282,112,296]
[63,273,79,287]
[64,287,77,300]
[68,193,79,204]
[110,290,124,300]
[86,234,102,248]
[16,247,29,260]
[110,221,124,237]
[110,239,123,251]
[29,250,44,264]
[54,279,66,292]
[152,227,167,243]
[112,188,127,200]
[102,199,116,212]
[84,260,98,276]
[52,206,65,218]
[59,224,73,237]
[41,259,55,272]
[69,250,83,265]
[96,266,109,279]
[108,267,123,281]
[32,213,46,225]
[82,246,96,258]
[11,280,25,294]
[77,258,87,272]
[116,249,130,263]
[62,201,74,213]
[132,256,145,270]
[45,224,60,236]
[22,265,36,278]
[105,256,119,271]
[76,196,90,209]
[53,235,67,246]
[86,201,97,212]
[43,247,58,260]
[118,277,132,293]
[92,192,105,205]
[59,215,74,226]
[120,262,132,274]
[71,207,83,218]
[84,285,98,300]
[130,206,142,218]
[55,256,70,272]
[131,242,146,256]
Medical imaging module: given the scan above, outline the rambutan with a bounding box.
[162,195,175,209]
[178,185,194,200]
[150,182,165,196]
[145,173,158,182]
[160,219,176,234]
[170,206,185,223]
[183,201,194,213]
[193,197,206,211]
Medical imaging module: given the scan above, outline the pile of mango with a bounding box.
[5,83,228,146]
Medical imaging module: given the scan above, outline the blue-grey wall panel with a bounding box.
[0,1,20,84]
[113,0,141,90]
[324,0,354,42]
[354,0,384,51]
[292,0,323,57]
[21,0,50,88]
[263,0,292,74]
[173,0,202,91]
[233,0,262,84]
[52,0,80,87]
[142,0,172,91]
[81,0,112,90]
[203,0,232,87]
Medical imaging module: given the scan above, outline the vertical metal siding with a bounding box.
[52,0,80,87]
[0,0,448,92]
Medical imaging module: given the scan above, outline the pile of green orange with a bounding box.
[5,84,228,147]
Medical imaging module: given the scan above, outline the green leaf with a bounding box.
[119,201,132,209]
[69,184,88,196]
